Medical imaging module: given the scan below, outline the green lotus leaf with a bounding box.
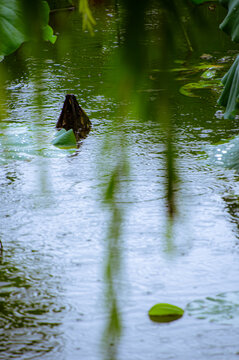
[180,80,221,97]
[219,0,239,42]
[52,129,77,148]
[218,55,239,118]
[0,0,57,59]
[201,69,217,79]
[148,303,184,323]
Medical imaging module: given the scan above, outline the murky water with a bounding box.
[1,4,239,360]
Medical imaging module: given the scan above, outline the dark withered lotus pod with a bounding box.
[56,94,91,141]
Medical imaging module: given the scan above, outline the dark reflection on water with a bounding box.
[0,258,64,359]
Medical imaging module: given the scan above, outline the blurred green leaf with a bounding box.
[0,0,26,57]
[180,79,221,97]
[79,0,96,34]
[0,0,56,58]
[219,0,239,42]
[148,303,184,323]
[41,0,57,43]
[218,55,239,118]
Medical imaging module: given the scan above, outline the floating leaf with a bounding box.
[218,55,239,118]
[201,69,217,79]
[170,63,223,74]
[148,303,184,323]
[180,80,221,97]
[219,0,239,42]
[200,53,213,60]
[52,129,77,148]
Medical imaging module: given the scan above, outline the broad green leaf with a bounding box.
[0,0,26,57]
[218,55,239,118]
[52,129,77,148]
[0,0,57,58]
[219,0,239,42]
[148,303,184,323]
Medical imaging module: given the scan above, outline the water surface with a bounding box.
[1,4,239,360]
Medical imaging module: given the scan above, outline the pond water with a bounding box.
[1,4,239,360]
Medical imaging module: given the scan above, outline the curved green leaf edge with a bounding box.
[219,0,239,42]
[148,303,184,323]
[218,55,239,118]
[52,128,77,148]
[41,1,57,44]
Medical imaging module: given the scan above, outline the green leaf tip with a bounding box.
[52,129,77,148]
[148,303,184,323]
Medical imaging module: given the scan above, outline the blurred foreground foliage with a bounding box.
[218,0,239,117]
[0,0,56,60]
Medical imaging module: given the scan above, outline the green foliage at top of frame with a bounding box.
[0,0,56,60]
[219,0,239,42]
